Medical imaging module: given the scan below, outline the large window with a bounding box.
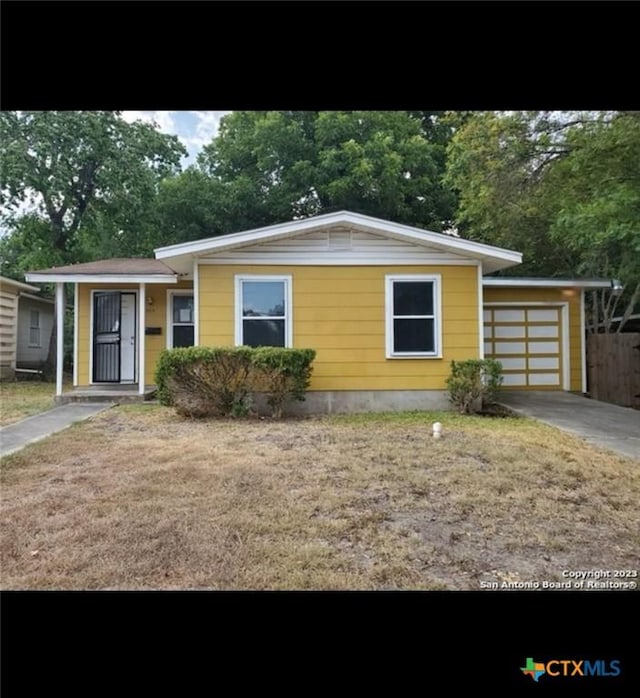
[235,275,292,347]
[29,310,41,347]
[168,292,194,348]
[385,275,441,358]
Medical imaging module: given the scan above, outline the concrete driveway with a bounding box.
[498,392,640,460]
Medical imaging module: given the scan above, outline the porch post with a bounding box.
[73,283,79,387]
[55,282,64,397]
[139,283,146,395]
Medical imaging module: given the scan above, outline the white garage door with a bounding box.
[483,306,564,389]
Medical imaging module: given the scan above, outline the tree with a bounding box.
[195,111,456,233]
[0,111,186,278]
[445,111,640,330]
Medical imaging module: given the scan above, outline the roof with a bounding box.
[19,292,55,305]
[483,277,612,288]
[0,275,40,294]
[154,210,523,274]
[25,258,178,284]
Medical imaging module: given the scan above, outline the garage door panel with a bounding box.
[528,341,559,354]
[484,304,564,391]
[527,325,558,338]
[495,341,526,354]
[494,325,526,338]
[527,309,558,322]
[494,309,525,322]
[528,373,560,386]
[502,373,527,386]
[499,357,527,370]
[529,357,559,370]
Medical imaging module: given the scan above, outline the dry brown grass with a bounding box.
[1,406,638,590]
[0,381,56,426]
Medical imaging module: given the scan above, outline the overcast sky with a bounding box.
[121,111,230,167]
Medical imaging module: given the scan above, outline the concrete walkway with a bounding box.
[499,391,640,460]
[0,403,114,458]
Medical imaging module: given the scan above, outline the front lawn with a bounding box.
[1,406,638,590]
[0,381,56,426]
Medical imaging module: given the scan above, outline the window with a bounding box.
[385,275,441,357]
[168,293,194,348]
[235,275,292,347]
[29,310,41,347]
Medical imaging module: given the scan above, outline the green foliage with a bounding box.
[445,359,503,414]
[0,111,186,278]
[250,347,316,419]
[445,110,640,328]
[155,346,316,419]
[196,111,456,232]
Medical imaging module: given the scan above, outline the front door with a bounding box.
[93,292,137,383]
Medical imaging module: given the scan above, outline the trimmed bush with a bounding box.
[445,359,503,414]
[155,346,316,419]
[251,347,316,419]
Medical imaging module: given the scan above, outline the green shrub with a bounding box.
[445,359,503,414]
[251,347,316,419]
[155,346,316,419]
[155,346,254,417]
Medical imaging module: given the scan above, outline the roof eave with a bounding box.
[25,273,178,284]
[155,211,523,267]
[483,278,611,288]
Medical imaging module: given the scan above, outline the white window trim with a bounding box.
[234,274,293,348]
[166,290,195,349]
[385,274,442,359]
[28,310,41,347]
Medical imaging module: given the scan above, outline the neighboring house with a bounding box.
[25,211,612,409]
[0,276,55,380]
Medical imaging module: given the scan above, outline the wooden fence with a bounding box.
[587,333,640,409]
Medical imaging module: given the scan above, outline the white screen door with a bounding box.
[120,293,136,382]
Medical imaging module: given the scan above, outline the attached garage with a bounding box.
[483,304,567,389]
[482,278,611,392]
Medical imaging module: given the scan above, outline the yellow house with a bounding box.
[25,211,611,410]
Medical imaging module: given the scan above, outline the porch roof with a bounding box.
[25,258,178,284]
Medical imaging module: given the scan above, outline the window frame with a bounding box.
[234,274,293,348]
[29,309,41,348]
[385,274,442,359]
[166,290,195,349]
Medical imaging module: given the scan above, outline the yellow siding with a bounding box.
[76,281,193,386]
[483,287,583,391]
[198,265,479,391]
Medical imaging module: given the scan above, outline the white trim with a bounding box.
[483,278,610,288]
[580,289,586,394]
[55,283,64,397]
[26,273,177,284]
[197,255,481,266]
[484,301,571,391]
[234,274,293,348]
[193,260,200,346]
[561,303,570,391]
[166,289,195,349]
[138,284,146,395]
[477,263,484,359]
[73,283,79,387]
[89,289,138,386]
[482,301,568,306]
[155,211,522,267]
[385,274,442,359]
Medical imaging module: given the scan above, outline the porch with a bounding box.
[55,384,158,405]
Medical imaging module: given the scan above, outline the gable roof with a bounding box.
[154,211,522,274]
[25,259,178,284]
